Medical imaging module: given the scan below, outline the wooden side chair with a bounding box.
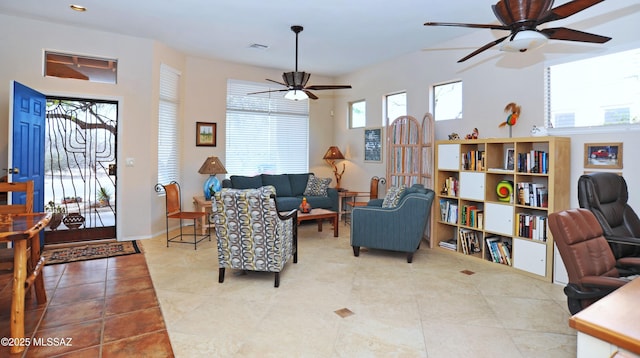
[155,181,210,250]
[345,176,386,223]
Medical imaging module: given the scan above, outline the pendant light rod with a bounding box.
[291,25,303,72]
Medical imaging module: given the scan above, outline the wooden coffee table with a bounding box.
[297,208,338,237]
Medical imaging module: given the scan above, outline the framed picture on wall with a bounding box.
[364,127,382,162]
[584,142,622,169]
[196,122,216,147]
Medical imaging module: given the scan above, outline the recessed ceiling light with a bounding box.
[70,4,87,12]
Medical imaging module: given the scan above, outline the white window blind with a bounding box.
[158,64,181,185]
[226,79,309,176]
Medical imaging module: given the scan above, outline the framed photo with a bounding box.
[364,127,382,162]
[584,142,622,169]
[196,122,216,147]
[504,148,515,170]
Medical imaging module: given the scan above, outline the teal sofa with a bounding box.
[350,184,435,263]
[222,173,339,212]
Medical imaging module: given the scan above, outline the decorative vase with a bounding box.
[496,180,514,202]
[299,197,312,213]
[48,213,64,230]
[63,212,85,230]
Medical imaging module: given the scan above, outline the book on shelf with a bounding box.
[485,236,512,265]
[459,228,481,255]
[439,237,457,251]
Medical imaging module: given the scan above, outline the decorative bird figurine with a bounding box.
[499,102,520,128]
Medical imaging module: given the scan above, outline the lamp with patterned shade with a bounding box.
[323,146,345,190]
[198,156,227,200]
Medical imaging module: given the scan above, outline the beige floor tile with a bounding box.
[141,223,577,358]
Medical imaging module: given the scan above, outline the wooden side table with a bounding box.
[338,190,358,223]
[193,196,213,235]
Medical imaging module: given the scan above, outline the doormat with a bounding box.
[43,240,141,265]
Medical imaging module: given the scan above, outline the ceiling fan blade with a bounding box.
[538,0,605,25]
[247,89,288,95]
[424,21,509,31]
[541,27,611,43]
[305,85,352,90]
[492,0,553,26]
[304,90,318,100]
[266,78,287,87]
[458,36,509,63]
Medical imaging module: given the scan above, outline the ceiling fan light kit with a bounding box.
[424,0,611,62]
[500,30,548,52]
[284,90,309,101]
[248,25,352,100]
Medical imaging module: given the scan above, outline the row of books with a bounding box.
[460,204,483,229]
[516,213,547,241]
[459,228,481,255]
[438,237,457,251]
[441,176,458,197]
[516,150,549,174]
[516,182,548,208]
[439,199,458,224]
[486,236,512,265]
[461,150,485,171]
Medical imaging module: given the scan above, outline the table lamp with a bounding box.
[198,156,228,200]
[323,146,345,190]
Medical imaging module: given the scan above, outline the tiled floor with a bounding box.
[0,252,173,357]
[143,223,577,357]
[1,222,577,357]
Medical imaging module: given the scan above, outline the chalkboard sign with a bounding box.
[364,128,382,162]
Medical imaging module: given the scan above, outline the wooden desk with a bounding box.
[569,278,640,357]
[0,212,51,354]
[193,196,212,235]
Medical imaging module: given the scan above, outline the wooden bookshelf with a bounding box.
[434,136,571,281]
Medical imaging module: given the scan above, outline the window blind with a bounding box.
[157,64,181,185]
[226,79,309,176]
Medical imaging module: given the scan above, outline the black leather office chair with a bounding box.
[578,172,640,262]
[549,208,640,314]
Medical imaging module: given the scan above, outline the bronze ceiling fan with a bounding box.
[248,25,352,100]
[424,0,612,63]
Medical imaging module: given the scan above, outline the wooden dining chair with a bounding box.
[0,180,47,303]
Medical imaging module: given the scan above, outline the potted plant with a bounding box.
[45,200,66,230]
[97,187,112,206]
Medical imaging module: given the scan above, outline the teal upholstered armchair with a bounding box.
[350,184,435,263]
[211,186,298,287]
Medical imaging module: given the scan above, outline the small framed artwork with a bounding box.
[504,148,515,170]
[196,122,216,147]
[584,142,622,169]
[364,127,382,162]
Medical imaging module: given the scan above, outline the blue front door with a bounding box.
[10,81,46,214]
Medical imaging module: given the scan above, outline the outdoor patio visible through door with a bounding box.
[44,97,117,244]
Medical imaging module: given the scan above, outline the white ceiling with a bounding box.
[0,0,627,76]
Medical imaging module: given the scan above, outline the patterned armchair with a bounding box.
[350,184,435,263]
[211,186,298,287]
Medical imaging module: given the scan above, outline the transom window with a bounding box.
[546,48,640,129]
[433,80,462,121]
[350,100,366,128]
[385,92,406,126]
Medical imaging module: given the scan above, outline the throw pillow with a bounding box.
[382,185,406,208]
[303,175,332,196]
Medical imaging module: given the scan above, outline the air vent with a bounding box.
[249,43,269,50]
